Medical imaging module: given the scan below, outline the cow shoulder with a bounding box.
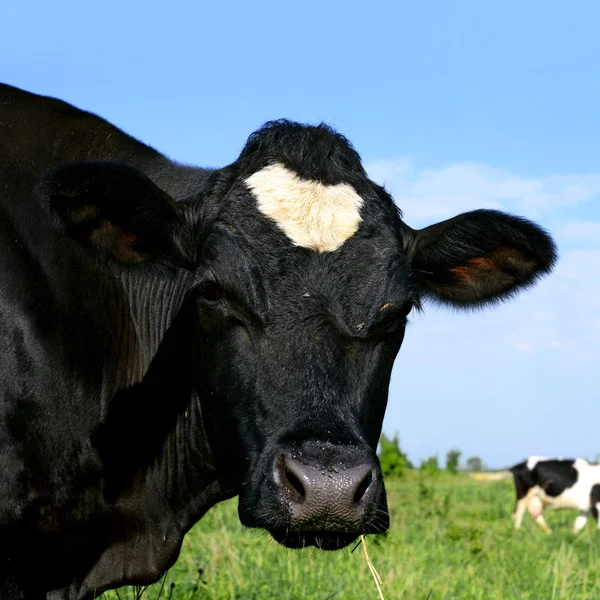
[509,461,536,499]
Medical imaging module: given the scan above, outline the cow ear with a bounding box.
[408,209,557,307]
[41,162,194,268]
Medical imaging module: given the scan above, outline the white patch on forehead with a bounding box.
[245,163,363,252]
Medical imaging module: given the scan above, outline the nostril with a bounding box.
[353,470,373,503]
[283,466,306,499]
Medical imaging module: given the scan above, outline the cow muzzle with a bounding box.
[239,441,389,550]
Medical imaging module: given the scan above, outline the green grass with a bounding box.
[106,473,600,599]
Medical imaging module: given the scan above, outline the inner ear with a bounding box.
[41,162,194,268]
[427,246,540,302]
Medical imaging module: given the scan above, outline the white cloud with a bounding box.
[558,220,600,244]
[514,341,532,352]
[366,159,600,227]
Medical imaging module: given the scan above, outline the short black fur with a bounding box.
[0,83,557,600]
[235,119,367,185]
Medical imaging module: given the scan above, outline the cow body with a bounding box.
[0,84,224,599]
[0,83,557,599]
[510,457,600,532]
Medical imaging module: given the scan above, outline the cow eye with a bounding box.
[198,281,223,302]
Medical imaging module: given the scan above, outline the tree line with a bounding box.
[378,433,485,478]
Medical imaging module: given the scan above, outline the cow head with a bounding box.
[42,121,556,551]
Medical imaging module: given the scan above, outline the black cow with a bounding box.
[0,83,557,599]
[510,457,600,533]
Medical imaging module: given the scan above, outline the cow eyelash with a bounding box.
[365,301,413,340]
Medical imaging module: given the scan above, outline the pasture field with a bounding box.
[107,474,600,600]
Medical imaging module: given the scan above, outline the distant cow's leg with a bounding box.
[590,486,600,529]
[533,514,552,533]
[590,502,600,529]
[573,512,589,533]
[513,498,528,529]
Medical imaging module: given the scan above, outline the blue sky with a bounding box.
[3,0,598,468]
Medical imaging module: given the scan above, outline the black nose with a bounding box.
[276,451,377,530]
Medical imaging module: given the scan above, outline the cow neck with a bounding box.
[113,267,193,390]
[144,157,214,199]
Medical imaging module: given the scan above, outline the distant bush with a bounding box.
[420,455,440,476]
[466,456,484,472]
[378,433,412,478]
[446,449,462,474]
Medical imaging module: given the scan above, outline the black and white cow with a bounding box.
[0,83,557,599]
[510,457,600,533]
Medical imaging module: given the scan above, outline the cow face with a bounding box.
[193,174,409,548]
[42,122,556,551]
[187,121,557,549]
